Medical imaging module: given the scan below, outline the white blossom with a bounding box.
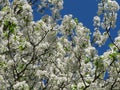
[0,0,120,89]
[13,81,29,90]
[93,16,100,27]
[85,46,96,57]
[108,0,119,11]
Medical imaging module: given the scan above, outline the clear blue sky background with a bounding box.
[33,0,120,55]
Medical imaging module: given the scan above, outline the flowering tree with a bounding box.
[0,0,120,90]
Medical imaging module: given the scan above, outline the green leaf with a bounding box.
[71,85,77,90]
[74,18,79,25]
[9,22,16,33]
[80,86,84,90]
[4,20,16,33]
[64,47,69,51]
[18,4,23,10]
[19,64,24,69]
[82,43,86,48]
[109,52,117,60]
[95,60,104,68]
[19,45,25,50]
[17,63,25,72]
[3,32,8,38]
[2,6,9,11]
[34,27,39,31]
[85,57,90,64]
[24,17,30,22]
[14,35,17,40]
[0,61,7,68]
[0,62,3,67]
[87,35,90,39]
[86,80,91,84]
[109,43,114,47]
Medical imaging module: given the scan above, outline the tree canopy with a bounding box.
[0,0,120,90]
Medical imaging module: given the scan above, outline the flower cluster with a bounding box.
[37,0,63,21]
[97,0,119,29]
[93,0,119,47]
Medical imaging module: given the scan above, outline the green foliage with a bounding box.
[4,20,16,34]
[71,84,77,90]
[34,26,39,31]
[3,32,8,38]
[84,57,91,64]
[0,61,7,68]
[109,43,114,47]
[9,23,16,33]
[64,47,69,51]
[18,4,23,10]
[19,45,25,51]
[109,52,117,60]
[2,6,9,11]
[74,18,79,25]
[80,86,84,90]
[24,17,30,23]
[17,63,25,72]
[86,80,91,84]
[94,57,104,68]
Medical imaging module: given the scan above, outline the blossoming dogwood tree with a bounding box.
[0,0,120,90]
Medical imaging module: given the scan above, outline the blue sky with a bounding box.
[33,0,120,55]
